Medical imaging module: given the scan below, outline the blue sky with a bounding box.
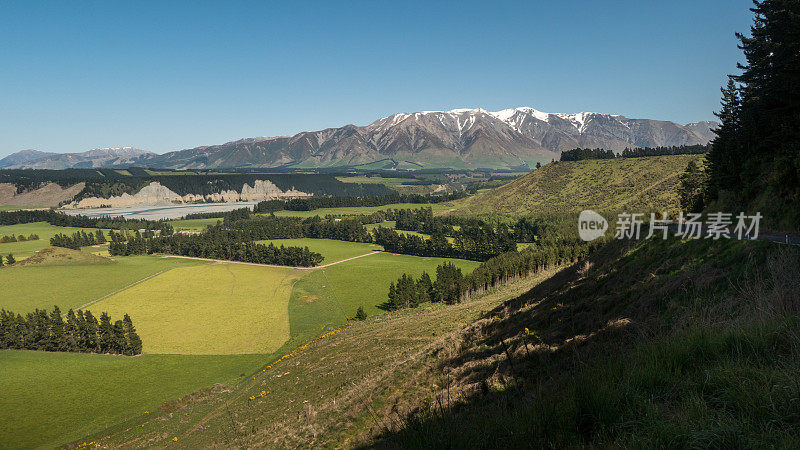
[0,0,754,157]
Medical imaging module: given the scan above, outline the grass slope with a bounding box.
[84,238,800,448]
[376,238,800,447]
[0,255,204,313]
[92,263,302,355]
[450,155,701,216]
[0,350,263,449]
[16,246,112,266]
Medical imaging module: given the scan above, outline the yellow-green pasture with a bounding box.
[0,255,205,313]
[91,263,302,355]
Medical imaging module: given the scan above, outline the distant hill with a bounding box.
[2,108,717,170]
[0,150,57,168]
[449,154,702,216]
[1,147,154,170]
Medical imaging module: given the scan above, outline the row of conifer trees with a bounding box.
[385,237,601,310]
[0,306,142,355]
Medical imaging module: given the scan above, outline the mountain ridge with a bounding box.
[3,108,717,170]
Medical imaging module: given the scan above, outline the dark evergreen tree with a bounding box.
[678,160,709,212]
[65,309,79,351]
[111,320,126,354]
[122,314,142,355]
[83,310,99,352]
[47,306,66,352]
[97,312,114,353]
[705,0,800,224]
[435,262,464,304]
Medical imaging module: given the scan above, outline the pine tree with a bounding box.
[122,314,142,355]
[83,310,99,352]
[679,161,709,212]
[5,254,15,265]
[435,262,464,304]
[706,78,741,198]
[706,0,800,219]
[416,272,435,303]
[98,312,114,353]
[65,309,80,351]
[47,306,66,351]
[355,306,367,321]
[111,320,126,354]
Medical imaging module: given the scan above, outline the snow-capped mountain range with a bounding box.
[1,108,718,170]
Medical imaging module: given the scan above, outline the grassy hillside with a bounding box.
[375,237,800,447]
[450,155,702,216]
[79,237,800,448]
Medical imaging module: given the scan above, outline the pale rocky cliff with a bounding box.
[65,180,311,209]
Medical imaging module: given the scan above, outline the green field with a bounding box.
[254,238,380,263]
[0,255,204,313]
[91,263,302,355]
[0,350,264,449]
[0,222,108,259]
[319,252,480,316]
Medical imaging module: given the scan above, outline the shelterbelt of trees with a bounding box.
[384,236,602,310]
[253,191,468,212]
[106,206,568,266]
[50,230,107,249]
[0,209,174,234]
[0,306,142,356]
[108,231,324,266]
[560,144,710,162]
